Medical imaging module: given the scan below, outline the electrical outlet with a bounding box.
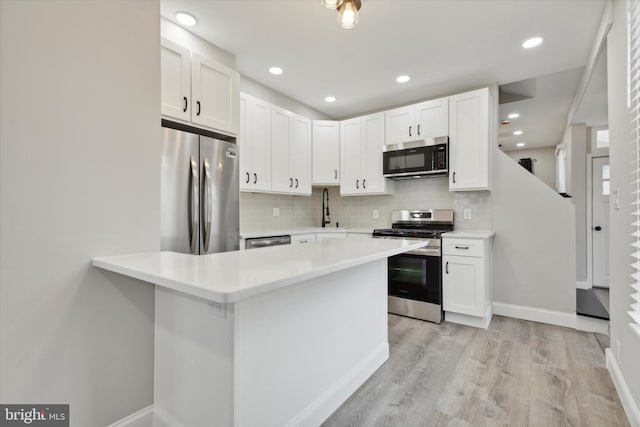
[272,207,280,217]
[464,208,472,220]
[373,209,379,219]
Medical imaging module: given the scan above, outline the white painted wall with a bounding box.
[607,0,640,418]
[0,1,160,425]
[565,124,588,283]
[492,147,576,314]
[505,146,557,189]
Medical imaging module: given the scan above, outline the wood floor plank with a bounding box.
[322,315,629,427]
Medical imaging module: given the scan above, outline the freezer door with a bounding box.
[161,127,200,254]
[200,136,240,254]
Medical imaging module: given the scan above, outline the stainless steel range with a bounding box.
[373,209,454,323]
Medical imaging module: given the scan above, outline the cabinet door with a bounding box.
[340,118,363,195]
[161,39,190,122]
[442,255,485,317]
[449,88,490,191]
[312,121,340,185]
[290,114,312,195]
[415,97,449,139]
[271,106,293,193]
[240,93,271,192]
[385,105,415,145]
[191,53,239,135]
[362,113,390,194]
[317,232,347,240]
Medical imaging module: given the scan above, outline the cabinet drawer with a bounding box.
[442,238,484,257]
[291,234,317,244]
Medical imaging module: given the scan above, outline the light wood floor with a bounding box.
[323,315,629,427]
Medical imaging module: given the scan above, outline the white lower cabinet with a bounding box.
[317,232,348,240]
[442,236,492,328]
[291,234,316,244]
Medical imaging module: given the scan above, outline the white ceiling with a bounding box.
[161,0,607,137]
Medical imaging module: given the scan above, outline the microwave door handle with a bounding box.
[188,157,199,254]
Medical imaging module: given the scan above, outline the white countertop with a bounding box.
[92,237,426,303]
[240,228,373,239]
[442,230,495,239]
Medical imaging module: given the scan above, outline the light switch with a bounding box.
[373,209,379,219]
[273,207,280,217]
[463,208,472,220]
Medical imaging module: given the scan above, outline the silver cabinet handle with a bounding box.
[188,157,199,254]
[334,169,338,179]
[455,246,469,250]
[299,240,308,244]
[202,158,212,252]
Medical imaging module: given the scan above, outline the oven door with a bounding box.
[388,252,441,304]
[383,146,431,176]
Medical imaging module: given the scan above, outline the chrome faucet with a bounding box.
[321,188,331,228]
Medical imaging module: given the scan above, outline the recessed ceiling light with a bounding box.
[324,96,336,103]
[517,142,526,147]
[508,113,520,119]
[175,11,198,27]
[396,75,410,83]
[269,66,284,75]
[513,130,523,136]
[522,37,543,49]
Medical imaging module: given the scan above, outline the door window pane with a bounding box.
[602,164,610,180]
[596,129,609,149]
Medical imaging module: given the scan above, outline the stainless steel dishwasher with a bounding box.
[244,235,291,250]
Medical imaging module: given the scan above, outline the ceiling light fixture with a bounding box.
[522,37,543,49]
[513,130,523,136]
[324,96,336,103]
[508,113,520,119]
[517,142,526,147]
[323,0,361,29]
[269,66,284,75]
[396,75,411,83]
[175,11,198,27]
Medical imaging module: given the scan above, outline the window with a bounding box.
[596,129,610,149]
[629,0,640,334]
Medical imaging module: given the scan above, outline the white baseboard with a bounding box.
[493,302,576,329]
[106,405,154,427]
[576,314,610,335]
[445,310,492,329]
[576,281,590,290]
[286,342,389,427]
[606,349,640,427]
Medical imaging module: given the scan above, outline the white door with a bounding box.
[191,53,239,135]
[384,105,415,145]
[290,114,311,195]
[312,121,340,185]
[415,97,449,139]
[271,106,293,193]
[592,156,610,287]
[340,118,362,195]
[442,255,484,317]
[160,39,190,121]
[362,113,385,193]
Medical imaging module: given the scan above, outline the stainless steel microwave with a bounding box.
[383,136,448,179]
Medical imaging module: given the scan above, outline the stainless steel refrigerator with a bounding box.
[161,120,239,254]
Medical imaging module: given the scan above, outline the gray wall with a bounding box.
[505,146,557,190]
[608,0,640,415]
[0,1,160,425]
[492,146,576,314]
[566,125,588,283]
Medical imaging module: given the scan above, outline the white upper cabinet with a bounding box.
[161,38,239,136]
[312,121,340,186]
[385,97,448,145]
[191,53,239,136]
[271,106,311,196]
[240,93,271,192]
[340,113,394,196]
[161,39,190,122]
[449,88,491,191]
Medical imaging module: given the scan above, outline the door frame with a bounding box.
[586,153,609,288]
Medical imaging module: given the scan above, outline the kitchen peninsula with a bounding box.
[93,237,428,427]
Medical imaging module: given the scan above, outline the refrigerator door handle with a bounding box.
[188,157,199,254]
[202,157,213,252]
